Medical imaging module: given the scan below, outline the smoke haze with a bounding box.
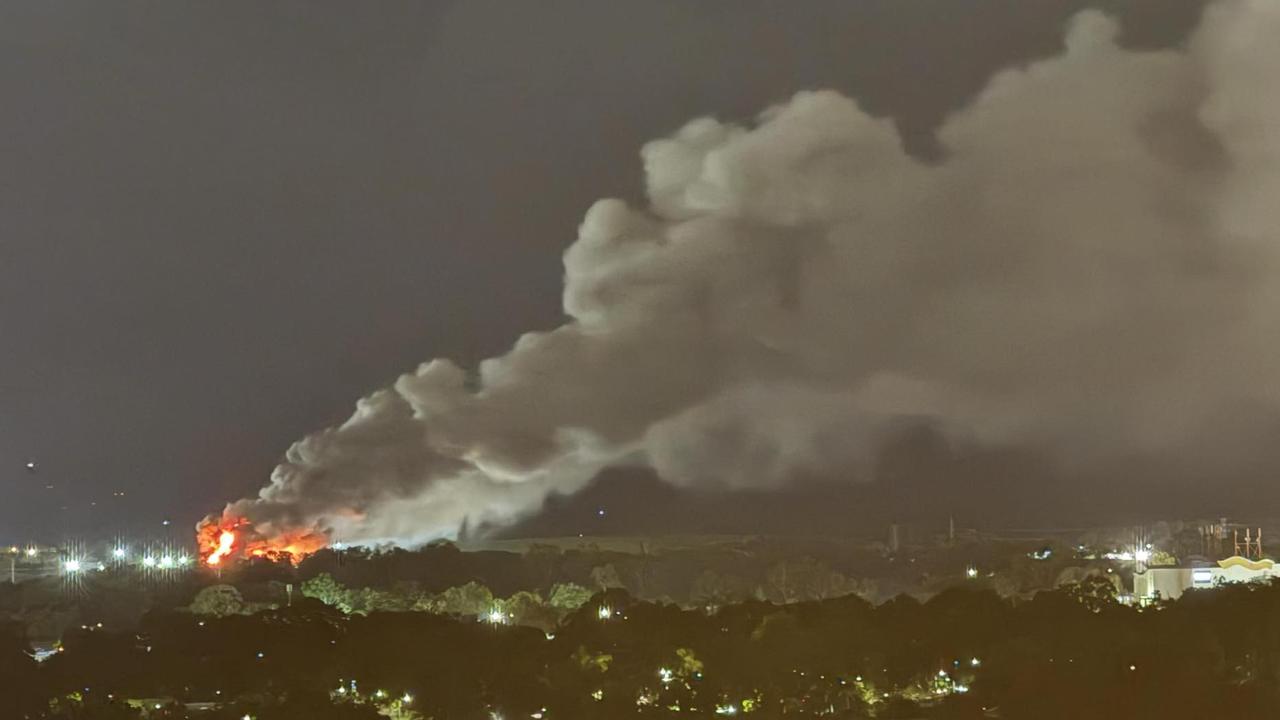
[218,0,1280,546]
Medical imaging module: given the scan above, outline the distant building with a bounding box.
[1134,556,1276,602]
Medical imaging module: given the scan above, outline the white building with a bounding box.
[1134,556,1276,602]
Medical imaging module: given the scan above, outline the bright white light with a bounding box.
[178,555,191,566]
[970,657,981,667]
[955,684,970,693]
[63,559,82,572]
[26,547,37,557]
[965,566,978,579]
[716,704,739,715]
[112,548,126,558]
[597,605,613,620]
[159,555,174,569]
[1134,549,1151,563]
[402,694,413,703]
[659,668,674,684]
[142,556,156,567]
[487,609,506,624]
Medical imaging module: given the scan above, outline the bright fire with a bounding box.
[206,530,235,566]
[197,517,329,567]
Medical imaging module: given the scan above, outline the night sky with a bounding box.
[0,1,1208,542]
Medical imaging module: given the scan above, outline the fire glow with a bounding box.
[206,531,235,566]
[197,517,328,567]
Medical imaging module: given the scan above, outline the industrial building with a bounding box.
[1136,525,1274,602]
[1134,556,1276,602]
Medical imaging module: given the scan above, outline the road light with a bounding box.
[142,556,156,568]
[113,548,126,559]
[1134,549,1151,564]
[64,559,82,572]
[159,555,174,569]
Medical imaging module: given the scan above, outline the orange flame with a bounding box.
[206,530,235,566]
[197,516,329,567]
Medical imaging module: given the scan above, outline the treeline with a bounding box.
[9,578,1280,719]
[293,540,891,606]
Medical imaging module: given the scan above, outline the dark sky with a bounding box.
[0,0,1206,542]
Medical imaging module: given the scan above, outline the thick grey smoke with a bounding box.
[221,0,1280,546]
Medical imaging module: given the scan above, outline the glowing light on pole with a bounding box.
[63,559,81,572]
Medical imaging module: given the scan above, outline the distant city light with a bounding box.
[598,605,613,620]
[965,566,978,579]
[159,556,174,569]
[402,693,413,703]
[64,559,82,572]
[142,556,156,567]
[113,548,126,558]
[487,609,507,625]
[1134,549,1151,563]
[970,657,982,667]
[26,547,37,557]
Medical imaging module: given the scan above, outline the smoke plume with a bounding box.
[214,0,1280,547]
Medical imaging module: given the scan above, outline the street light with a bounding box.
[64,559,82,573]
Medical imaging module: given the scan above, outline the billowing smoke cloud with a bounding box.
[218,0,1280,547]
